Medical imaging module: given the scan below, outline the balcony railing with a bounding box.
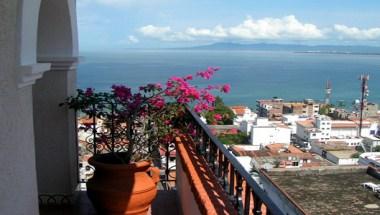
[76,103,284,215]
[183,106,284,215]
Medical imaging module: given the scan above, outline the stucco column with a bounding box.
[33,57,78,203]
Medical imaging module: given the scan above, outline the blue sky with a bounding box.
[77,0,380,52]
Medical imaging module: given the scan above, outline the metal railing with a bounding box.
[184,106,284,215]
[76,102,176,188]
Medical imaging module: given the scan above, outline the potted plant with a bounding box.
[62,67,230,215]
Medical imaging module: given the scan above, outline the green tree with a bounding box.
[319,104,333,115]
[218,133,249,145]
[205,97,236,125]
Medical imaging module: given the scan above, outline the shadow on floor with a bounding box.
[40,190,179,215]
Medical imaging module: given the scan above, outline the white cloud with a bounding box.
[139,25,172,37]
[334,24,380,40]
[229,15,324,40]
[138,15,325,42]
[139,25,193,41]
[128,35,139,43]
[185,25,228,38]
[117,35,140,45]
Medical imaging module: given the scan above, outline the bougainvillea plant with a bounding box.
[62,67,230,164]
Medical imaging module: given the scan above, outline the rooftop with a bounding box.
[230,106,248,116]
[331,120,370,128]
[313,141,353,151]
[266,167,380,215]
[360,152,380,162]
[328,150,357,159]
[296,120,314,128]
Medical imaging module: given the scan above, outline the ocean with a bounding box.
[78,50,380,109]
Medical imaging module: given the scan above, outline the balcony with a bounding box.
[38,107,283,215]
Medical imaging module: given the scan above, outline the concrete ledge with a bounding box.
[17,63,51,88]
[175,135,237,215]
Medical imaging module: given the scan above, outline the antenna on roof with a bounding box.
[325,80,332,105]
[359,74,369,152]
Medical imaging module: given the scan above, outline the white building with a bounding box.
[330,120,370,137]
[296,115,374,147]
[359,152,380,167]
[295,115,331,143]
[251,118,291,150]
[310,142,358,165]
[363,136,380,149]
[230,106,257,134]
[282,114,309,134]
[329,137,362,147]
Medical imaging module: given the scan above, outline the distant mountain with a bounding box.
[180,42,380,54]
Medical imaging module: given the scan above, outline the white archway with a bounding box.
[33,0,79,204]
[0,0,78,213]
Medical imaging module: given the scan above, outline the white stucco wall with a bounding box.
[0,0,78,214]
[34,0,79,197]
[251,126,291,147]
[0,1,39,214]
[330,127,358,137]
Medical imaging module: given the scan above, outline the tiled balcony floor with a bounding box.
[40,189,179,215]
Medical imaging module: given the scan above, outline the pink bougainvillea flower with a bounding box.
[196,66,220,80]
[214,113,222,121]
[202,90,216,103]
[221,84,231,93]
[85,88,94,97]
[112,85,132,101]
[155,83,162,89]
[184,75,193,81]
[149,96,165,109]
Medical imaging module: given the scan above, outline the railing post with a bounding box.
[110,102,115,152]
[252,191,263,215]
[92,103,97,154]
[234,172,243,214]
[229,164,235,196]
[209,141,217,173]
[217,150,223,178]
[243,185,251,215]
[165,141,170,183]
[222,158,229,191]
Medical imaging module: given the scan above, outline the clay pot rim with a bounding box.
[88,153,152,171]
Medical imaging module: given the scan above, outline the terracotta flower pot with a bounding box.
[87,153,160,215]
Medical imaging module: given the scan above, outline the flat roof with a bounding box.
[296,120,314,128]
[267,167,380,214]
[313,142,352,151]
[328,150,357,159]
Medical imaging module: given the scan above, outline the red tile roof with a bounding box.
[230,106,248,116]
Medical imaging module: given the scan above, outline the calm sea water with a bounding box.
[78,50,380,109]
